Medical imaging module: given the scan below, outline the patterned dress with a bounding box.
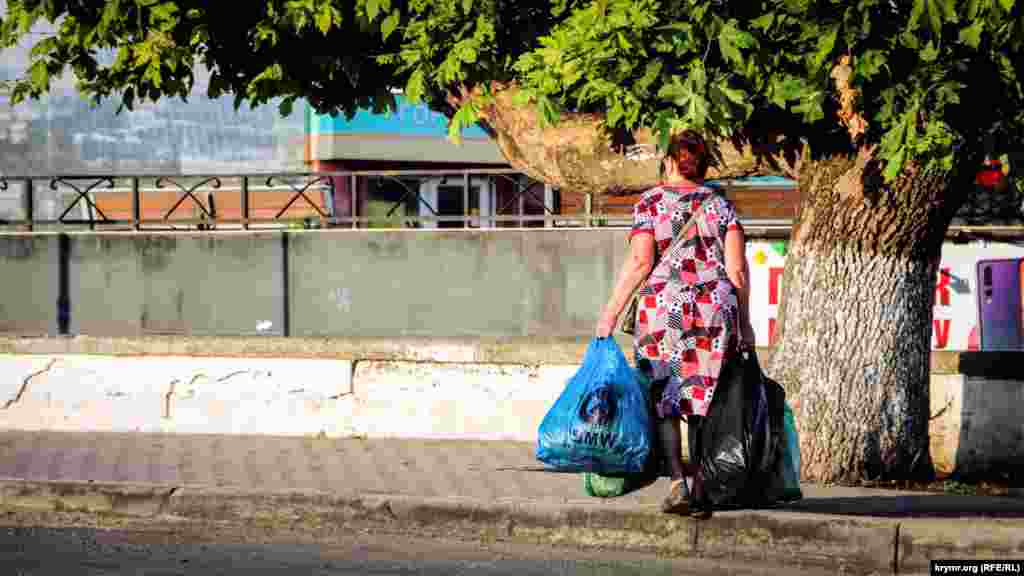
[630,184,743,419]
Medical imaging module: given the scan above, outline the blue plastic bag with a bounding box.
[536,338,651,475]
[781,402,803,501]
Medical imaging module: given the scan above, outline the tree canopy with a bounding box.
[3,0,1023,183]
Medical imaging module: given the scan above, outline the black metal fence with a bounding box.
[0,169,630,231]
[1,169,1022,236]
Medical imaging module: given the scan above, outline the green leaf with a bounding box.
[854,50,887,80]
[28,37,57,59]
[920,41,939,61]
[463,0,473,14]
[750,13,774,31]
[900,30,920,49]
[29,60,49,90]
[448,104,473,144]
[607,98,624,127]
[811,26,838,71]
[404,68,425,103]
[657,76,687,105]
[634,59,663,95]
[965,0,981,19]
[278,97,295,117]
[958,20,983,48]
[927,0,943,36]
[999,0,1015,13]
[718,83,748,106]
[718,22,755,67]
[770,76,804,106]
[381,11,399,41]
[684,92,709,128]
[656,22,691,33]
[908,0,926,31]
[793,91,824,123]
[366,0,380,22]
[654,112,672,152]
[688,62,707,90]
[538,95,559,127]
[150,2,179,24]
[883,145,907,181]
[718,27,741,66]
[316,7,332,34]
[511,89,532,107]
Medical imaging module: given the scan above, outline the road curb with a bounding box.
[1,478,1022,574]
[0,478,896,573]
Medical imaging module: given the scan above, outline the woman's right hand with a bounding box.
[596,306,619,338]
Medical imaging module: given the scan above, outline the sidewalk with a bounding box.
[1,430,1022,574]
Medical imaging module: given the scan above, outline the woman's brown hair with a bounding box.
[665,130,709,181]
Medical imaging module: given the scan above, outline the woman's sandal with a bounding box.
[659,478,690,514]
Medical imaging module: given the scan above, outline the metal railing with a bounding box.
[0,169,622,231]
[0,169,1022,239]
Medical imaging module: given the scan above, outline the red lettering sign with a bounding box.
[768,318,777,346]
[769,267,785,306]
[935,267,951,307]
[933,319,951,349]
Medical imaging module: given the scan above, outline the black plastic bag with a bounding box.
[754,374,787,507]
[699,350,782,509]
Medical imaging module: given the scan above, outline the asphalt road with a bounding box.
[0,508,880,576]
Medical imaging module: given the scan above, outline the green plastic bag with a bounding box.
[584,472,630,498]
[583,457,660,497]
[781,402,803,501]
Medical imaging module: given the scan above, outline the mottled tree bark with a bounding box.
[768,149,954,483]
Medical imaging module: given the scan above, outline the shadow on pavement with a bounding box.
[780,495,1024,518]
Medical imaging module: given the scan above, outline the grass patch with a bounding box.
[856,478,1013,497]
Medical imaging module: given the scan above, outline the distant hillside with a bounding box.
[0,89,306,176]
[0,18,306,178]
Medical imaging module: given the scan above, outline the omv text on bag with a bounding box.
[535,337,651,475]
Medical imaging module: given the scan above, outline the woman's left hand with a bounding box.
[596,307,619,338]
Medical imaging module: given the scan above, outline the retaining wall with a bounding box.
[1,336,1020,482]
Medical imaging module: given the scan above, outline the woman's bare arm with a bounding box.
[596,234,655,337]
[724,227,756,345]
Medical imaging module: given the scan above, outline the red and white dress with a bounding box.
[630,184,743,418]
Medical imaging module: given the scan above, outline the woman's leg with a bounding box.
[687,411,713,518]
[651,378,692,513]
[658,416,690,514]
[687,415,702,472]
[658,417,687,480]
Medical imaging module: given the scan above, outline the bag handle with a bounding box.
[637,191,719,288]
[619,191,719,335]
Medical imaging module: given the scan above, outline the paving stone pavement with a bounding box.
[0,430,605,504]
[2,429,1024,517]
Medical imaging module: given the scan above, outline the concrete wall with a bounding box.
[288,230,623,338]
[0,232,285,338]
[0,230,625,339]
[0,235,57,336]
[69,233,285,337]
[0,336,1020,482]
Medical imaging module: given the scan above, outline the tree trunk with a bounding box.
[767,150,954,483]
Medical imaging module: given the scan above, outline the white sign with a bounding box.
[746,240,1024,351]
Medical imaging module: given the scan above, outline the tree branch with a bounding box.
[446,82,801,195]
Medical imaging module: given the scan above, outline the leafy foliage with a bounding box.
[3,0,1024,179]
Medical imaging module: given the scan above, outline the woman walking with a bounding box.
[595,130,755,518]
